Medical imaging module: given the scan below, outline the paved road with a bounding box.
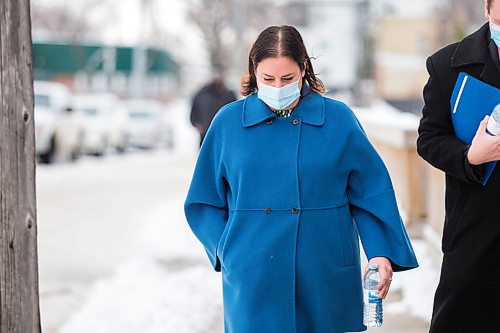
[371,314,429,332]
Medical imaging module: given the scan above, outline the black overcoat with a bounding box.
[417,23,500,332]
[190,84,236,135]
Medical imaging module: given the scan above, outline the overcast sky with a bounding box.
[33,0,189,45]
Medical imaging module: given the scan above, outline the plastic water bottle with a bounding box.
[486,104,500,135]
[363,263,383,327]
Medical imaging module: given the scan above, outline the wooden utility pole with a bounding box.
[0,0,42,332]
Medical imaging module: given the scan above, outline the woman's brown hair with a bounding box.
[241,25,326,96]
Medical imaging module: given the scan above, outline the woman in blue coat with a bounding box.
[184,25,418,333]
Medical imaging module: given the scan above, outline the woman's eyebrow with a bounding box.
[262,72,295,78]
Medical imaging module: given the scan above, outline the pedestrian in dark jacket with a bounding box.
[190,74,236,147]
[417,1,500,331]
[185,25,417,333]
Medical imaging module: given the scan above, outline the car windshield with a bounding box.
[83,108,99,116]
[129,111,150,119]
[35,94,51,108]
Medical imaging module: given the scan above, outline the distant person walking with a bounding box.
[417,1,500,331]
[190,73,236,147]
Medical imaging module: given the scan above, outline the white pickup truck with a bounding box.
[34,81,83,163]
[124,99,174,150]
[73,93,129,156]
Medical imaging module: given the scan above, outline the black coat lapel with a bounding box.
[480,57,500,88]
[481,41,500,88]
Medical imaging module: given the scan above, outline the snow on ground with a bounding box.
[353,100,420,131]
[385,239,440,322]
[58,257,221,333]
[138,199,206,261]
[57,198,223,333]
[165,97,199,157]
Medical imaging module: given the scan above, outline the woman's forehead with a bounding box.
[256,56,300,74]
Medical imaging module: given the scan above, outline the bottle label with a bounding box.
[368,290,382,304]
[487,117,500,136]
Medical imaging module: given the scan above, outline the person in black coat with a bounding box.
[190,73,237,147]
[417,1,500,332]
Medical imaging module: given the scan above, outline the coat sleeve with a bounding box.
[346,115,418,272]
[417,56,483,183]
[190,92,202,126]
[184,117,228,272]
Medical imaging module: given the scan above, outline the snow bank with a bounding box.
[353,101,420,149]
[385,240,440,322]
[58,197,223,333]
[353,100,420,131]
[58,257,222,333]
[138,198,207,262]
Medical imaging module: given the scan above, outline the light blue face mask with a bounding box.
[257,79,301,110]
[490,20,500,47]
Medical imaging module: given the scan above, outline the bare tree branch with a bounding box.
[187,0,279,75]
[31,5,92,42]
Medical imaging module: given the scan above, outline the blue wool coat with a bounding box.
[184,89,418,333]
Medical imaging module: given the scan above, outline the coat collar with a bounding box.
[452,22,500,88]
[242,86,325,127]
[451,22,490,68]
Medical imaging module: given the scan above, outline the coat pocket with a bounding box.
[442,193,467,252]
[337,205,356,267]
[216,218,233,266]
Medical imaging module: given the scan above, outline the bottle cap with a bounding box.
[369,263,378,270]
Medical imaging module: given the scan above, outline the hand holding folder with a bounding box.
[450,72,500,185]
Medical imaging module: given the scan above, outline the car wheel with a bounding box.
[116,145,126,154]
[71,131,84,161]
[166,131,174,149]
[94,136,107,157]
[39,136,56,164]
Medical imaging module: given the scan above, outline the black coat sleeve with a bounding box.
[190,93,202,126]
[417,56,483,184]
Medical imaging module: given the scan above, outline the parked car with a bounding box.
[34,81,83,163]
[73,93,129,156]
[124,99,165,149]
[159,103,175,149]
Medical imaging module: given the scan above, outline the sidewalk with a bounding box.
[367,314,429,333]
[212,312,430,332]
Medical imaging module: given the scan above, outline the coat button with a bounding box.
[292,118,300,125]
[264,207,271,214]
[291,207,299,214]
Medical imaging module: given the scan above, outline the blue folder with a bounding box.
[450,72,500,185]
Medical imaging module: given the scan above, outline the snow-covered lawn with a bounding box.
[385,240,440,322]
